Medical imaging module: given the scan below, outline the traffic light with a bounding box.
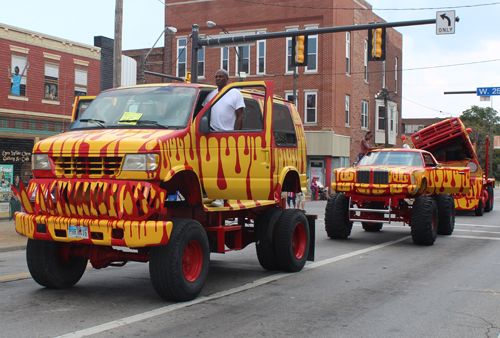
[368,28,386,61]
[184,71,191,83]
[291,35,308,67]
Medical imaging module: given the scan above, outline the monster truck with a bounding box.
[326,148,470,245]
[12,81,314,301]
[411,117,495,215]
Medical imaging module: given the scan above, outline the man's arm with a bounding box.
[234,108,244,130]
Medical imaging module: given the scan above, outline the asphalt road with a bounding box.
[1,199,500,338]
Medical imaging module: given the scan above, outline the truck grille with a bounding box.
[356,170,371,183]
[54,156,123,176]
[356,169,389,184]
[373,170,389,184]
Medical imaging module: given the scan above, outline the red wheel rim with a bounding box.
[182,240,203,282]
[292,222,307,260]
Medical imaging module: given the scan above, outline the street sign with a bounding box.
[477,87,500,96]
[436,11,455,35]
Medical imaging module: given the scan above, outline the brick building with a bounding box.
[0,23,101,216]
[125,0,403,190]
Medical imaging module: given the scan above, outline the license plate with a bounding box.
[68,225,89,239]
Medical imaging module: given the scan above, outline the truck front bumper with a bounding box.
[15,212,172,248]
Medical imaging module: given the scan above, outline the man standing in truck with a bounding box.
[202,69,245,131]
[202,69,246,207]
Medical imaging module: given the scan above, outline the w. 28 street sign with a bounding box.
[477,87,500,96]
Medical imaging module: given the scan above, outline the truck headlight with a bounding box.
[32,154,51,170]
[411,174,415,184]
[122,154,159,171]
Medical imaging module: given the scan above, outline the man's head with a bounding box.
[215,69,229,90]
[14,66,19,75]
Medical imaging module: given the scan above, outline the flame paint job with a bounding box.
[332,149,470,197]
[411,117,495,211]
[14,81,307,248]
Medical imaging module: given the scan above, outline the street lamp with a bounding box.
[140,26,177,84]
[206,21,243,81]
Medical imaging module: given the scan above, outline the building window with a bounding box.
[345,95,350,125]
[391,106,394,131]
[236,45,250,75]
[74,68,88,97]
[305,35,317,72]
[346,32,350,75]
[378,106,386,130]
[177,38,187,78]
[304,91,317,124]
[221,47,229,72]
[257,40,266,74]
[9,54,28,96]
[395,57,398,94]
[285,90,298,107]
[44,62,59,100]
[286,38,294,73]
[364,40,368,82]
[361,100,368,129]
[198,47,205,78]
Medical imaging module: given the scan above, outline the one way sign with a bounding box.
[436,11,456,35]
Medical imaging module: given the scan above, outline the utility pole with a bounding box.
[113,0,123,88]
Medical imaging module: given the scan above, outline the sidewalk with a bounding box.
[0,219,27,253]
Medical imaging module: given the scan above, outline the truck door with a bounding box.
[195,81,274,201]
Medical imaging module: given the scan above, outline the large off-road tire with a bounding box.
[255,208,283,271]
[475,199,484,216]
[325,193,353,239]
[484,186,494,212]
[149,219,210,302]
[362,222,383,232]
[410,197,438,245]
[274,209,310,272]
[435,194,455,235]
[27,239,88,289]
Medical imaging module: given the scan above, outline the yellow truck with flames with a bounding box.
[13,81,313,301]
[411,117,495,215]
[327,148,470,245]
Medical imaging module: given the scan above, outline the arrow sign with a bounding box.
[436,10,455,35]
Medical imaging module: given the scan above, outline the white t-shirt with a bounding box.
[202,88,245,131]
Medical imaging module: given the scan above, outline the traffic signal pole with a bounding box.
[189,18,439,83]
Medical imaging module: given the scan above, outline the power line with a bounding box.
[234,0,500,11]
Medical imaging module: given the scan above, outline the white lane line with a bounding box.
[451,235,500,241]
[453,229,500,235]
[455,223,500,229]
[54,236,411,338]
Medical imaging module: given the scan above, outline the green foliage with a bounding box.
[460,105,500,180]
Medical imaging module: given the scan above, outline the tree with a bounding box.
[460,105,500,179]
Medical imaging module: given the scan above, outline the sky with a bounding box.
[1,0,499,119]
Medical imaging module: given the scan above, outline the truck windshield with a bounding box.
[359,151,424,167]
[71,86,197,130]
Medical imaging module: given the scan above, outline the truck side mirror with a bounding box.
[200,115,210,135]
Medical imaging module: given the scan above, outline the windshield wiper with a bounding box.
[79,118,106,128]
[119,119,169,129]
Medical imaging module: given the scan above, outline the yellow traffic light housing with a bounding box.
[184,71,191,83]
[291,35,308,66]
[368,28,386,61]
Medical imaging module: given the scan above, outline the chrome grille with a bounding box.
[356,170,371,183]
[54,156,123,176]
[373,170,389,184]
